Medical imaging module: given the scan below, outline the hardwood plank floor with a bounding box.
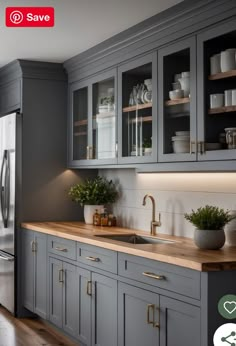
[0,307,78,346]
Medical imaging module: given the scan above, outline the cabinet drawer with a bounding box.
[118,253,200,299]
[48,236,76,260]
[77,243,117,274]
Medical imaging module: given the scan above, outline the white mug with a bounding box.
[210,54,221,75]
[210,94,224,108]
[232,89,236,106]
[221,49,236,72]
[224,90,232,106]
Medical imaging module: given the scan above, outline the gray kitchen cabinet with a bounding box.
[68,68,118,168]
[118,282,159,346]
[49,257,78,338]
[117,53,157,164]
[21,229,47,319]
[0,79,21,116]
[92,272,117,346]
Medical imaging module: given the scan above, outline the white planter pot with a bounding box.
[84,205,104,224]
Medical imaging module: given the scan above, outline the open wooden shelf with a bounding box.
[129,116,152,124]
[74,119,88,126]
[208,105,236,114]
[165,98,190,107]
[208,69,236,80]
[123,103,152,113]
[74,131,87,136]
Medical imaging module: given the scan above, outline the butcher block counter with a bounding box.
[21,221,236,271]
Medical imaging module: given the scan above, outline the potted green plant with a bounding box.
[68,176,118,224]
[184,205,235,250]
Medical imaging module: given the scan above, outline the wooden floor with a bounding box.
[0,307,78,346]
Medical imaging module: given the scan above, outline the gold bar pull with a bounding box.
[55,247,68,252]
[142,272,165,280]
[31,241,37,252]
[190,140,196,154]
[87,280,92,296]
[86,256,100,262]
[59,269,64,283]
[147,304,155,326]
[198,141,205,154]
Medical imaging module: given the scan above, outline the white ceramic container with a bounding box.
[84,205,104,224]
[232,89,236,106]
[181,71,190,77]
[220,49,236,72]
[172,82,181,90]
[224,89,233,106]
[169,89,184,100]
[172,136,190,153]
[210,94,224,108]
[178,77,190,97]
[210,54,221,75]
[175,131,190,136]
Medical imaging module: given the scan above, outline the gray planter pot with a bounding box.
[194,229,225,250]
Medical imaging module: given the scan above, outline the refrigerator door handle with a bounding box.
[0,150,10,228]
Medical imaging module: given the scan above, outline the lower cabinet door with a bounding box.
[118,282,159,346]
[34,232,47,319]
[21,230,34,312]
[63,262,78,338]
[92,273,117,346]
[160,296,200,346]
[76,267,92,346]
[49,257,63,328]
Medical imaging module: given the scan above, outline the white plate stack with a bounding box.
[172,131,190,153]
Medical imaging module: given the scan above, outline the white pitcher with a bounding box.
[178,77,190,97]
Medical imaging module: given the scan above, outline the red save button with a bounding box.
[6,7,54,27]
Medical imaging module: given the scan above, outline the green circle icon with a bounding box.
[218,295,236,320]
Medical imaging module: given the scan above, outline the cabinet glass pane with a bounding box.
[122,63,152,157]
[163,49,191,155]
[73,87,88,160]
[92,78,116,160]
[204,30,236,152]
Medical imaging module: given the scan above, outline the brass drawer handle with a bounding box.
[147,304,155,326]
[142,272,165,280]
[55,246,68,252]
[86,256,100,262]
[87,280,92,296]
[155,307,160,329]
[31,241,37,252]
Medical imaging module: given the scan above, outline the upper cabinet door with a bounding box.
[158,37,197,162]
[90,69,118,165]
[117,53,158,164]
[68,69,118,167]
[197,18,236,161]
[69,80,90,166]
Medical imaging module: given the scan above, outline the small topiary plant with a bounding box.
[184,205,235,230]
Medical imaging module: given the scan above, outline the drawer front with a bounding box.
[48,236,77,260]
[77,243,117,274]
[118,253,200,299]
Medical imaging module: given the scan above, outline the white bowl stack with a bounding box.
[172,131,190,153]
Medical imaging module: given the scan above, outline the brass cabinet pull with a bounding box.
[147,304,155,326]
[142,272,165,280]
[198,141,205,154]
[55,247,68,252]
[87,280,92,296]
[31,241,37,252]
[190,140,196,154]
[59,269,64,283]
[86,256,100,262]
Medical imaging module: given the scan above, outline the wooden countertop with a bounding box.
[21,221,236,272]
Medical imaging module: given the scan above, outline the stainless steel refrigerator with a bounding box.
[0,112,18,314]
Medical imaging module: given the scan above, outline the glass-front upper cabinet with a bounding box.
[118,53,157,164]
[197,18,236,161]
[158,37,197,162]
[68,69,117,167]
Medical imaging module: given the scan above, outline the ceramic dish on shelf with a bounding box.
[169,89,184,100]
[175,131,190,136]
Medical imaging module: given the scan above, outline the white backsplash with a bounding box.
[100,169,236,238]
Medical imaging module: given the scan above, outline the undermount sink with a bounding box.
[95,233,176,245]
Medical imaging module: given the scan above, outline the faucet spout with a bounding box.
[142,194,161,236]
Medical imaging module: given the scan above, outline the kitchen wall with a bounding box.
[100,169,236,238]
